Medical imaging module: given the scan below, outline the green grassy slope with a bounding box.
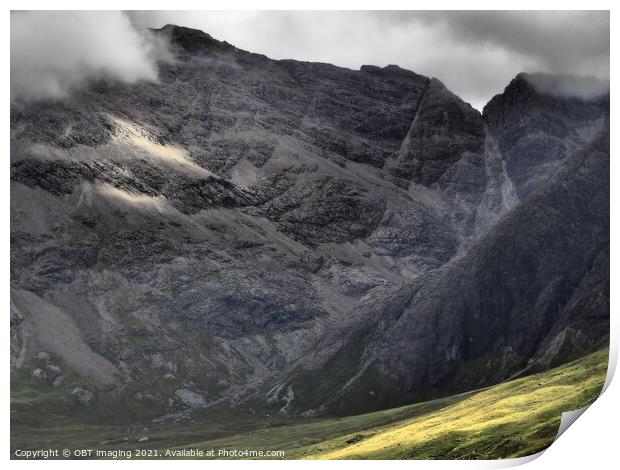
[176,348,608,460]
[11,348,608,460]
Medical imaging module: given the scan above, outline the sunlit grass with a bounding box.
[11,348,608,460]
[302,348,608,459]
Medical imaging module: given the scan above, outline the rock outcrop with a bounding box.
[10,26,609,421]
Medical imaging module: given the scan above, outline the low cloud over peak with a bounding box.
[522,73,610,101]
[129,10,609,110]
[11,11,609,110]
[10,11,170,102]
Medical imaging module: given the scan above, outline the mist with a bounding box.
[10,11,609,109]
[10,11,170,102]
[524,73,610,101]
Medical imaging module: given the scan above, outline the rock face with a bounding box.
[72,386,94,406]
[174,388,206,408]
[483,72,609,199]
[390,78,485,190]
[318,122,610,415]
[10,25,609,420]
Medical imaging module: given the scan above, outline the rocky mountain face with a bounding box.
[10,25,609,420]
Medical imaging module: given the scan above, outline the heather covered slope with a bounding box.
[10,25,609,422]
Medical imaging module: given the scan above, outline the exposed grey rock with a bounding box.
[45,364,63,383]
[483,72,608,199]
[389,78,485,191]
[174,388,206,408]
[31,368,44,380]
[9,25,608,422]
[32,364,63,385]
[72,386,94,406]
[294,119,609,415]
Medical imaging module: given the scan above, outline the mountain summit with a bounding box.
[10,25,609,420]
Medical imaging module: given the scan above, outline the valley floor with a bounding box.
[11,348,608,460]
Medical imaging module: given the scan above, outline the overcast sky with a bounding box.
[12,11,609,109]
[129,10,609,109]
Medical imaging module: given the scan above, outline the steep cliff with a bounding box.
[10,26,609,421]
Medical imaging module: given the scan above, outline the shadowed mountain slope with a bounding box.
[10,25,609,421]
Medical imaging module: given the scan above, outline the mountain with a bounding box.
[10,25,609,422]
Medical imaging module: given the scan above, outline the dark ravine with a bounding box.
[10,25,609,422]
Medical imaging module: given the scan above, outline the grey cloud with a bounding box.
[128,11,609,110]
[376,10,609,106]
[393,11,610,76]
[13,11,609,109]
[525,73,610,100]
[11,11,171,102]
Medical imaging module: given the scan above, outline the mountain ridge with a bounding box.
[10,24,609,421]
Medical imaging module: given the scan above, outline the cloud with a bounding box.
[524,73,610,101]
[11,11,170,101]
[12,11,609,109]
[128,11,609,110]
